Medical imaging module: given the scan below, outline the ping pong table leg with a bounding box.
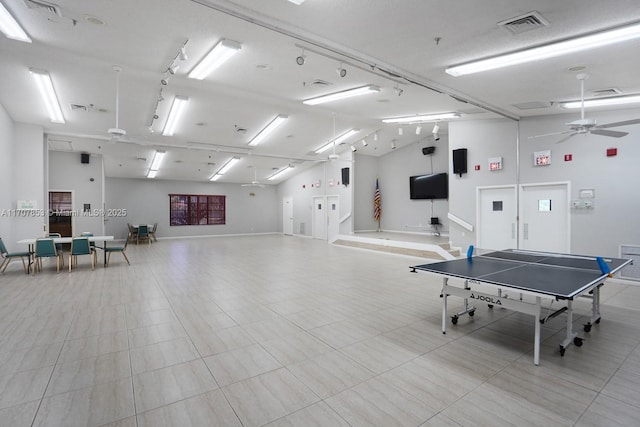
[534,296,541,365]
[442,278,448,334]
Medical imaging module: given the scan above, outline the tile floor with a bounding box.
[0,234,639,426]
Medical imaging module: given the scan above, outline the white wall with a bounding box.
[106,177,279,239]
[372,136,451,234]
[0,104,14,247]
[11,123,46,245]
[276,153,353,237]
[448,108,640,256]
[49,151,105,236]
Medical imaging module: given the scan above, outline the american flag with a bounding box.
[374,179,381,222]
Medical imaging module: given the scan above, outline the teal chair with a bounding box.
[69,237,96,272]
[136,224,150,244]
[150,223,158,242]
[47,232,64,266]
[0,237,30,274]
[34,238,63,274]
[105,239,130,267]
[81,232,97,252]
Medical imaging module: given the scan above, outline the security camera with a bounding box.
[296,55,305,65]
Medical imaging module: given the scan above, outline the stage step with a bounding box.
[333,237,459,260]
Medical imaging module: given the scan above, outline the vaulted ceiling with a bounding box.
[1,0,639,184]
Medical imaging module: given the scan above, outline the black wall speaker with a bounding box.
[341,167,350,186]
[452,148,467,177]
[422,146,436,155]
[81,153,90,164]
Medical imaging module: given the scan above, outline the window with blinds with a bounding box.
[49,191,72,212]
[169,194,226,226]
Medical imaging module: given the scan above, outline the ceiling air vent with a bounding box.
[498,11,549,34]
[591,88,621,97]
[70,103,88,111]
[304,79,332,87]
[512,101,552,110]
[23,0,62,17]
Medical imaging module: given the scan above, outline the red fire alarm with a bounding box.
[564,154,572,161]
[474,165,480,171]
[606,148,617,157]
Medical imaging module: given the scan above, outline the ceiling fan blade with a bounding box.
[596,118,640,129]
[528,130,572,139]
[555,133,578,144]
[590,129,628,138]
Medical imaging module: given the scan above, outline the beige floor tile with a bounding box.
[261,331,333,365]
[223,368,319,427]
[241,318,304,343]
[125,308,177,330]
[0,342,62,377]
[188,325,255,356]
[339,335,419,374]
[0,366,53,410]
[600,368,640,407]
[129,337,200,375]
[127,322,187,348]
[288,350,375,399]
[46,350,131,397]
[204,343,282,387]
[575,394,640,427]
[33,378,135,427]
[0,400,39,427]
[132,359,218,413]
[308,319,379,349]
[265,401,350,426]
[136,389,242,427]
[325,376,436,427]
[58,331,129,364]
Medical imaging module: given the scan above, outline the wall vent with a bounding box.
[512,101,552,110]
[70,103,88,111]
[591,88,621,97]
[23,0,62,17]
[498,11,549,34]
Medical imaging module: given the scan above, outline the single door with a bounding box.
[477,185,517,250]
[520,182,570,253]
[48,191,73,237]
[283,197,293,235]
[327,196,340,242]
[312,196,327,240]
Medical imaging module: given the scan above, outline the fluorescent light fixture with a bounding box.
[248,114,288,146]
[446,21,640,77]
[29,69,65,123]
[560,94,640,109]
[162,95,189,136]
[416,125,422,135]
[210,156,241,181]
[315,129,360,154]
[188,39,241,80]
[288,0,305,4]
[303,85,380,106]
[268,165,293,181]
[382,112,460,124]
[0,2,31,42]
[147,170,158,179]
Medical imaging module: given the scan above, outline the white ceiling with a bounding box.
[1,0,639,184]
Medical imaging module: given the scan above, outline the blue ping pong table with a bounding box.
[411,249,632,365]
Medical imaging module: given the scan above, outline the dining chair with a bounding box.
[0,237,30,274]
[47,232,64,266]
[150,223,158,242]
[69,237,96,272]
[127,223,138,243]
[34,238,63,274]
[81,231,97,251]
[105,239,130,267]
[136,224,150,244]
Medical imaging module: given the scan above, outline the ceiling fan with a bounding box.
[530,73,640,143]
[107,65,128,142]
[241,166,266,188]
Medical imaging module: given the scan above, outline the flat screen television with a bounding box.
[409,173,448,200]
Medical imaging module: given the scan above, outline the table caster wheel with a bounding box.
[559,345,566,357]
[451,316,458,325]
[584,323,592,333]
[574,337,583,347]
[468,310,475,317]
